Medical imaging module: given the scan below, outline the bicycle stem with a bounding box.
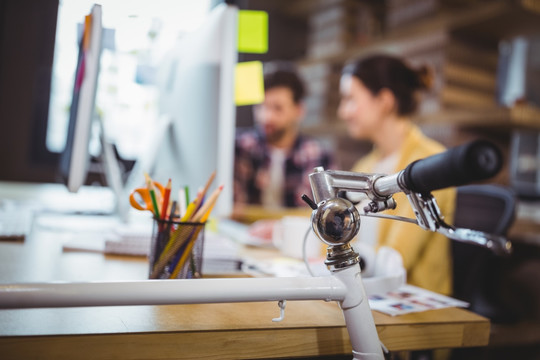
[307,167,512,255]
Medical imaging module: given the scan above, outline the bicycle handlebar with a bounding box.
[400,140,502,194]
[307,140,511,255]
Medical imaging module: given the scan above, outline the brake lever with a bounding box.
[404,192,513,256]
[438,226,512,256]
[359,213,418,225]
[361,205,512,255]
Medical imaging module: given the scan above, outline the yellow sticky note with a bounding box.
[235,61,264,106]
[237,10,268,54]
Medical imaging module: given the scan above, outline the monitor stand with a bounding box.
[98,114,174,223]
[98,119,129,221]
[85,114,134,222]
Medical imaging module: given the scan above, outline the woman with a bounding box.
[338,54,455,295]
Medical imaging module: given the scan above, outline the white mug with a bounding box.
[272,216,322,260]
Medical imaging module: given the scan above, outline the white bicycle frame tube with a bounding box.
[334,266,385,360]
[0,265,384,359]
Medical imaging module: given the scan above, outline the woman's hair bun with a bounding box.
[344,54,434,116]
[416,65,434,91]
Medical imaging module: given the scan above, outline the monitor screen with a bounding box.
[58,4,103,193]
[126,3,238,218]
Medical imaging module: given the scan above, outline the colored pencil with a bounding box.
[143,173,161,218]
[150,185,224,279]
[160,179,172,220]
[153,197,200,269]
[147,179,160,219]
[195,171,216,205]
[168,188,222,279]
[192,185,223,222]
[178,188,187,218]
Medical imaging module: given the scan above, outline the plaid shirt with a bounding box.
[234,129,334,207]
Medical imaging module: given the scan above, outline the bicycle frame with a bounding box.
[0,157,511,359]
[0,255,384,359]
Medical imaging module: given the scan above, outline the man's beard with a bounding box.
[263,126,288,145]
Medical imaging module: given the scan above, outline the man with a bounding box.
[234,63,333,208]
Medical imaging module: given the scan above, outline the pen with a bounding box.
[169,201,178,221]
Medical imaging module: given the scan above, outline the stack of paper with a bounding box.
[201,232,243,274]
[368,284,469,316]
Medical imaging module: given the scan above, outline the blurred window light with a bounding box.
[47,0,210,160]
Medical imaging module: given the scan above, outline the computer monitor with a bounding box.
[56,4,128,219]
[126,3,238,218]
[58,4,103,194]
[56,2,237,221]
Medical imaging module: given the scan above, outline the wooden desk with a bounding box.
[231,204,312,223]
[0,217,489,359]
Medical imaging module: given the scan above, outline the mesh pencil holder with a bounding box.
[148,218,205,279]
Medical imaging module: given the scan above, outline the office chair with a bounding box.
[452,184,517,323]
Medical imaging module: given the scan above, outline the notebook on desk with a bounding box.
[62,223,153,256]
[0,200,39,242]
[61,224,244,273]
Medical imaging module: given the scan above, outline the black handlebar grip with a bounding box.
[402,140,502,193]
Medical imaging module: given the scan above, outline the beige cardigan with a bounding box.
[352,124,456,295]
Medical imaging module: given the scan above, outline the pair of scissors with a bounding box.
[129,181,165,214]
